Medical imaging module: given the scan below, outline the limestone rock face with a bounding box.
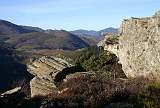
[99,11,160,79]
[118,11,160,79]
[27,56,72,97]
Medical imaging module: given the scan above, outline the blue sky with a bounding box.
[0,0,159,30]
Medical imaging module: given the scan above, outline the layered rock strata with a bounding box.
[27,56,72,97]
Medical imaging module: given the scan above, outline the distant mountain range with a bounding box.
[0,19,117,51]
[70,27,118,38]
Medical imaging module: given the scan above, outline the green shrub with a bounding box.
[72,46,126,78]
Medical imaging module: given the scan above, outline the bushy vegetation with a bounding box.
[130,83,160,108]
[72,46,126,78]
[16,75,159,108]
[110,81,160,108]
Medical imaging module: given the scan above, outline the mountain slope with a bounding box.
[5,30,90,51]
[79,36,99,46]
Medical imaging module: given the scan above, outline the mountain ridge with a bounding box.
[0,19,117,36]
[70,27,118,38]
[0,20,37,35]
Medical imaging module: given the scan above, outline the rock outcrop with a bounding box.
[99,11,160,79]
[118,11,160,79]
[30,77,57,97]
[28,56,72,81]
[27,56,72,97]
[97,34,119,56]
[1,87,21,97]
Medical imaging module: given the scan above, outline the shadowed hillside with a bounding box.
[0,42,33,92]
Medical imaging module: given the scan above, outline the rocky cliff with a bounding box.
[99,11,160,80]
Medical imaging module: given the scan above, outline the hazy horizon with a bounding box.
[0,0,159,31]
